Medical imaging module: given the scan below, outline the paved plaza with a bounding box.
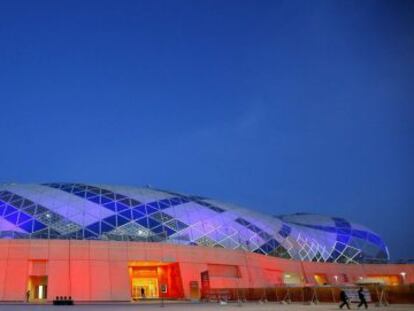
[0,302,413,311]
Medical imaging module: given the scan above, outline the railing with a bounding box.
[201,284,414,304]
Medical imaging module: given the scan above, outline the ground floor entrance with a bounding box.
[131,277,159,299]
[27,276,48,302]
[128,261,184,301]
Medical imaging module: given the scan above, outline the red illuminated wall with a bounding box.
[0,239,413,301]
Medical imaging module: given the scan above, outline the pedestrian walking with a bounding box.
[358,287,368,309]
[339,289,351,309]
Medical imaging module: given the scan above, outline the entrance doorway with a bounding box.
[27,276,48,301]
[129,261,184,301]
[132,277,159,298]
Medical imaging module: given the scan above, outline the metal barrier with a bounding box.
[200,284,414,304]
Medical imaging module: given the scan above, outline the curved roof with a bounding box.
[0,183,389,263]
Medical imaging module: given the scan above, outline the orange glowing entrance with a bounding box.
[128,261,184,301]
[131,277,159,298]
[27,276,48,301]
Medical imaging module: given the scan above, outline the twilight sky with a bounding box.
[0,0,413,260]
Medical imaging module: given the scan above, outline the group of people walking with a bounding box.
[339,287,368,309]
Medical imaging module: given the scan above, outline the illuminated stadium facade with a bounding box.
[0,183,412,302]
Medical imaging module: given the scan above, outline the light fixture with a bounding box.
[400,271,406,283]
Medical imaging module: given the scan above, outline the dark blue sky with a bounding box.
[0,0,413,259]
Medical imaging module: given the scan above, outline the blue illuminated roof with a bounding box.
[0,183,389,264]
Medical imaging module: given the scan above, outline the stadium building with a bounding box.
[0,183,412,302]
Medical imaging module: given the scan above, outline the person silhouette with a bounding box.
[339,289,350,309]
[358,287,368,309]
[141,288,145,298]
